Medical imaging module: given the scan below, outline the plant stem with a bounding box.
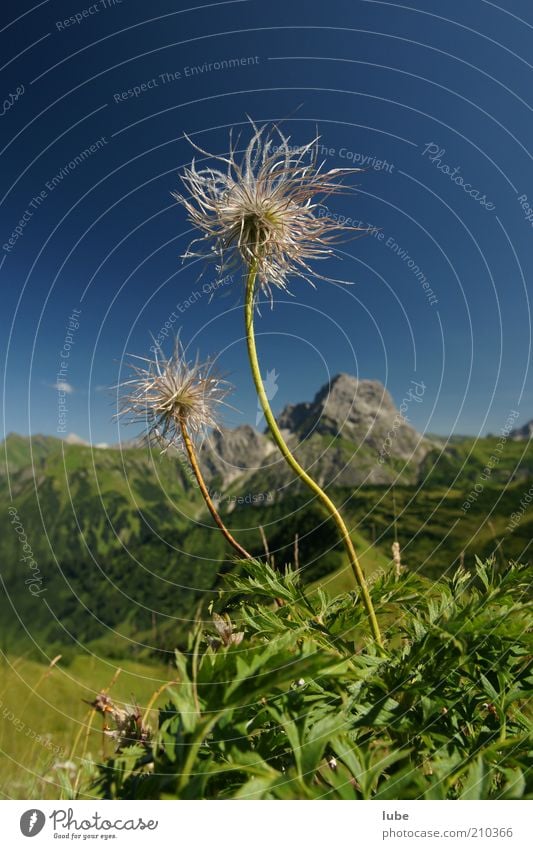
[244,263,383,648]
[179,418,252,561]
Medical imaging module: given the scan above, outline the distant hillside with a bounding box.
[1,432,59,474]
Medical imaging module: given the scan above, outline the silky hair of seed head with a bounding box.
[116,339,232,449]
[173,121,362,301]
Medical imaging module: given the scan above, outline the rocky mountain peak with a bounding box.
[277,374,398,441]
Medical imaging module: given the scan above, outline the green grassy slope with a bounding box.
[0,437,228,655]
[0,433,531,657]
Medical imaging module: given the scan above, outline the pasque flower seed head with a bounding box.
[117,338,231,449]
[174,121,361,300]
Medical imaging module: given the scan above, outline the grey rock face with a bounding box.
[198,374,431,490]
[278,374,395,436]
[199,425,276,484]
[278,373,425,457]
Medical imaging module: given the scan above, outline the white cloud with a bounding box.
[52,381,75,394]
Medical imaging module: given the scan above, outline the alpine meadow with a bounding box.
[1,119,531,803]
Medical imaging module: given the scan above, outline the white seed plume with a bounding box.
[117,339,231,448]
[173,121,361,300]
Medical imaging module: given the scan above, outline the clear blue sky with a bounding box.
[1,0,532,444]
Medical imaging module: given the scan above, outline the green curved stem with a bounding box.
[244,263,383,648]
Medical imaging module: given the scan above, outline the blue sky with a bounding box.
[1,0,532,443]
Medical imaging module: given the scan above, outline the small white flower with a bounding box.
[173,121,361,300]
[116,338,231,449]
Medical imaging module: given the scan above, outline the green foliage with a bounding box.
[92,558,533,800]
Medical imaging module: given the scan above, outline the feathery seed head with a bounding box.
[173,121,361,300]
[117,339,231,448]
[89,692,152,753]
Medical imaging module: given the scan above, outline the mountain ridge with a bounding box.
[5,373,531,467]
[3,373,432,488]
[1,374,532,654]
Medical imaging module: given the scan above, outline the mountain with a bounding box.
[510,420,533,440]
[0,432,59,474]
[199,424,277,485]
[278,374,419,450]
[198,374,432,490]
